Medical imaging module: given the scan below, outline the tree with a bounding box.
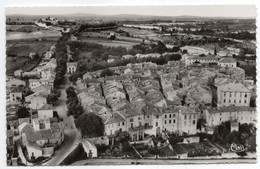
[100,68,114,77]
[66,86,77,99]
[47,93,58,106]
[16,106,30,118]
[75,113,104,138]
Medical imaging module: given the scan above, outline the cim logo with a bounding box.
[230,143,247,152]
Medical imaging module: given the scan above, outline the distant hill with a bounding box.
[6,13,255,22]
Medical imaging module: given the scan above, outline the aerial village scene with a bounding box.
[5,6,257,166]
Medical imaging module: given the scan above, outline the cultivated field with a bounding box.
[6,25,47,32]
[6,30,61,41]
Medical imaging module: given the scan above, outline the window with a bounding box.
[173,119,176,123]
[156,122,158,127]
[165,120,167,124]
[234,99,236,103]
[245,93,247,98]
[189,115,191,120]
[169,114,171,118]
[229,92,232,97]
[184,115,187,120]
[240,93,242,97]
[169,120,171,124]
[244,99,247,103]
[118,123,120,127]
[138,117,141,120]
[193,120,196,125]
[139,122,142,126]
[130,118,134,122]
[229,99,231,103]
[122,122,124,126]
[147,115,149,118]
[220,113,222,116]
[220,118,222,121]
[223,99,226,103]
[165,114,167,118]
[131,123,133,128]
[156,115,159,119]
[224,92,226,97]
[184,121,187,126]
[173,114,176,117]
[194,114,196,118]
[239,100,241,103]
[234,92,236,97]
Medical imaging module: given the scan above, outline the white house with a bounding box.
[218,57,237,68]
[217,83,251,107]
[67,62,78,74]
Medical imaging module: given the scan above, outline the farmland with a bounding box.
[6,25,47,32]
[6,30,61,41]
[6,22,60,76]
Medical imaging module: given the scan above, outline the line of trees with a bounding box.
[53,33,71,87]
[65,86,104,138]
[66,86,84,118]
[78,22,117,32]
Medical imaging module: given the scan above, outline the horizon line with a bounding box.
[5,13,256,19]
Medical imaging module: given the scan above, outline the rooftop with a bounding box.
[218,83,251,92]
[219,57,236,63]
[207,106,256,114]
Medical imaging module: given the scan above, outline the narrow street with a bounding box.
[43,76,80,166]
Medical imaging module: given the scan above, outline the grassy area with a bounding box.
[6,41,56,57]
[6,56,41,76]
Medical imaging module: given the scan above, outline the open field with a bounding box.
[6,30,61,41]
[6,25,47,32]
[119,27,161,41]
[79,36,139,50]
[6,56,41,76]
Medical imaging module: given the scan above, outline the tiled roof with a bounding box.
[207,106,256,114]
[38,104,53,110]
[21,122,62,142]
[219,57,236,63]
[105,112,124,124]
[218,83,250,92]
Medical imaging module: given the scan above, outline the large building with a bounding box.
[217,83,251,107]
[204,106,256,126]
[185,56,219,66]
[218,57,237,68]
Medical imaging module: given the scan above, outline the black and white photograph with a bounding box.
[3,3,258,167]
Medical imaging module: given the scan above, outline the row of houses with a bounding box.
[6,45,66,163]
[185,55,237,68]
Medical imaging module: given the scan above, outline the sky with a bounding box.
[5,5,256,18]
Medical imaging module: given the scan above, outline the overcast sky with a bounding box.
[6,5,256,18]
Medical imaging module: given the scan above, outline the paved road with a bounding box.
[17,143,33,166]
[43,76,79,166]
[72,158,256,166]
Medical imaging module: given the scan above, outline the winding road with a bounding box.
[43,76,80,166]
